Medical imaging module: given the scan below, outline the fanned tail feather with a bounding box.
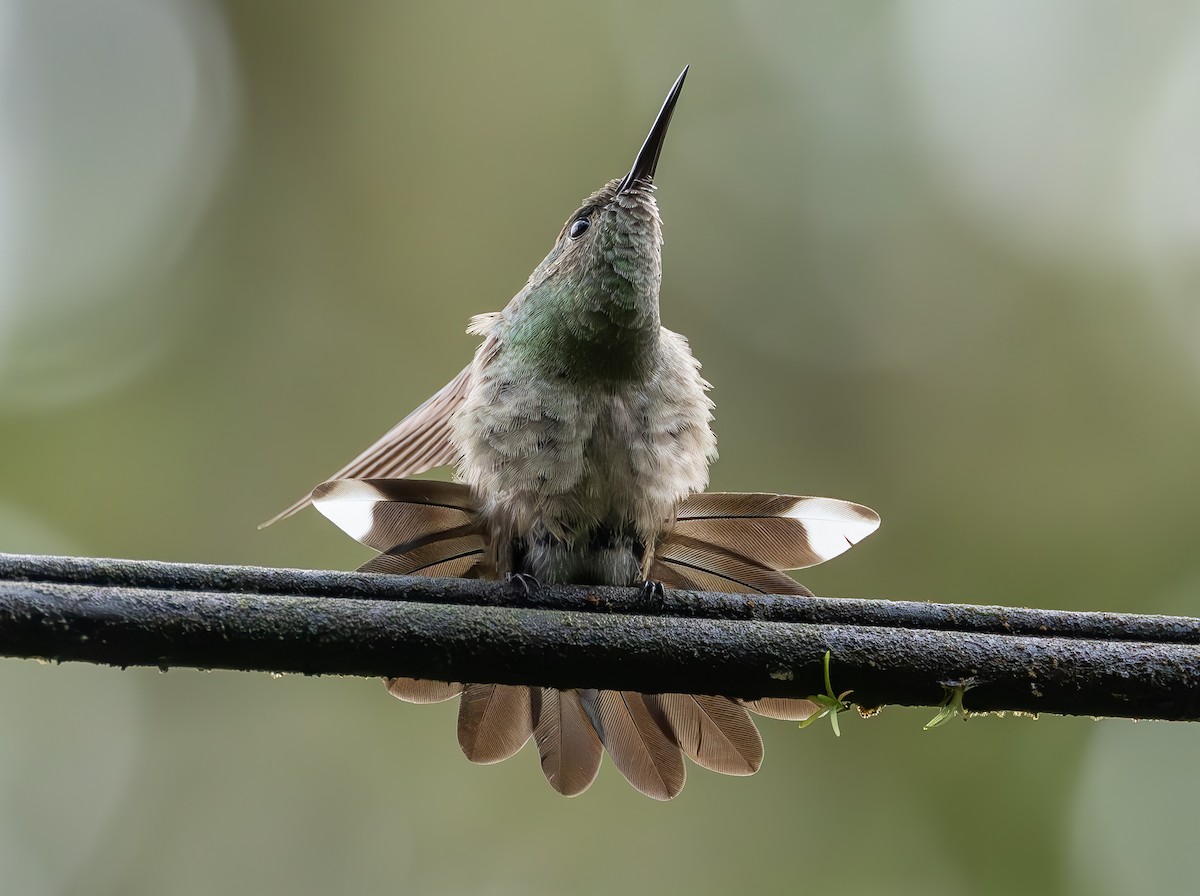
[313,479,487,577]
[385,678,463,704]
[311,483,878,797]
[741,697,822,721]
[533,688,603,797]
[648,694,763,775]
[358,540,483,578]
[652,493,879,731]
[651,545,814,595]
[457,684,535,764]
[590,690,686,800]
[311,480,480,713]
[671,492,880,571]
[651,491,880,595]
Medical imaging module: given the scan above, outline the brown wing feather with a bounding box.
[457,684,535,764]
[259,364,473,528]
[649,694,763,775]
[592,690,686,800]
[534,689,603,797]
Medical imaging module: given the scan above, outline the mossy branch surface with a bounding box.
[2,552,1197,721]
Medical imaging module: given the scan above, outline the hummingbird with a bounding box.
[263,67,880,799]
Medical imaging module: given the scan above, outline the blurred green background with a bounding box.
[3,1,1200,893]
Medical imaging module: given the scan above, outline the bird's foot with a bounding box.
[639,579,666,609]
[506,572,541,596]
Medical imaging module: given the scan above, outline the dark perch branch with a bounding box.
[1,552,1197,722]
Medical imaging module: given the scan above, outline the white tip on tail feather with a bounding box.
[783,497,881,563]
[311,480,381,542]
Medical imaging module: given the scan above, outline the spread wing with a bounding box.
[259,364,472,528]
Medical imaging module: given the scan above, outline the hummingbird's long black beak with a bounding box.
[617,65,688,195]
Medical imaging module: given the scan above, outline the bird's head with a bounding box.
[507,67,689,383]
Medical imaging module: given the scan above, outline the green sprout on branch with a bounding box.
[924,679,976,729]
[799,650,854,737]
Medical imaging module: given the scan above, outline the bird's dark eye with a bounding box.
[568,217,590,239]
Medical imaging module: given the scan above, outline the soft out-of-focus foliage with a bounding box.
[0,0,237,408]
[1,2,1198,894]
